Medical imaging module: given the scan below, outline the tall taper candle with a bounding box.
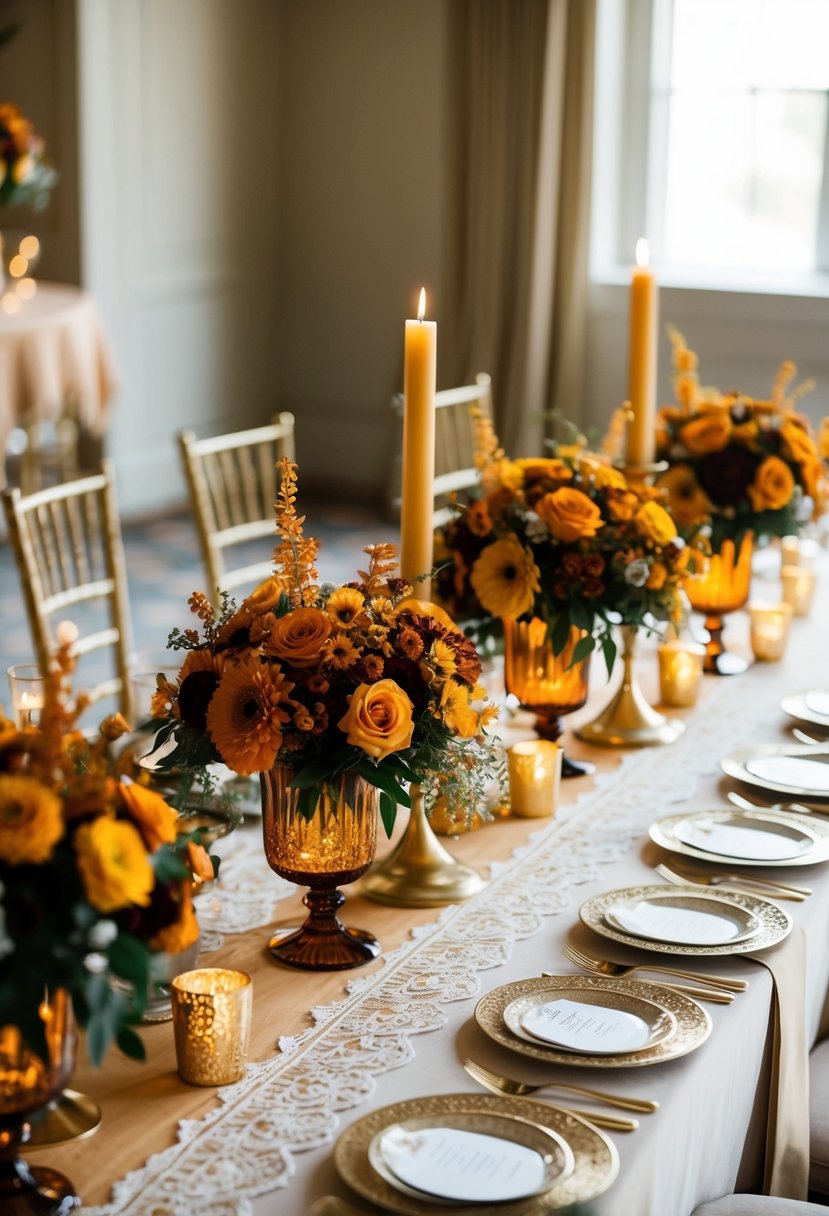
[626,237,658,466]
[400,287,437,600]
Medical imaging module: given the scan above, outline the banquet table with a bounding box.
[27,552,829,1216]
[0,281,117,482]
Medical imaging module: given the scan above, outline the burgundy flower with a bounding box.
[697,445,756,507]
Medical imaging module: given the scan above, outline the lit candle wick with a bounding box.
[417,287,426,323]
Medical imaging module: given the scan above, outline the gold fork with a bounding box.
[462,1058,659,1112]
[560,943,749,993]
[463,1062,638,1131]
[655,862,809,902]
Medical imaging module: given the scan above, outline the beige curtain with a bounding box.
[442,0,596,456]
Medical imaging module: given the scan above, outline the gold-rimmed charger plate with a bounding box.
[722,743,829,801]
[604,890,760,945]
[335,1093,619,1215]
[650,808,829,868]
[781,690,829,731]
[503,985,677,1054]
[475,975,711,1068]
[580,885,791,956]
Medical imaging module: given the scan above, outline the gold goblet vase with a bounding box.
[686,533,753,675]
[261,767,381,970]
[503,618,594,778]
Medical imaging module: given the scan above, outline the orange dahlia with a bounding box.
[206,656,295,775]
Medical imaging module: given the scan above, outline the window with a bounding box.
[648,0,829,274]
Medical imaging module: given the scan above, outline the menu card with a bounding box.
[675,815,810,861]
[606,897,750,945]
[520,996,651,1052]
[745,755,829,794]
[379,1124,548,1202]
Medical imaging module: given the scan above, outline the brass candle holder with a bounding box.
[171,968,252,1087]
[576,625,684,747]
[749,601,793,662]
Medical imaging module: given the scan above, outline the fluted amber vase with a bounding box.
[0,989,79,1214]
[261,767,380,970]
[686,533,753,675]
[503,618,594,778]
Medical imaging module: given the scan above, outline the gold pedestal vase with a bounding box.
[361,785,486,907]
[503,618,595,778]
[576,625,684,748]
[0,989,80,1214]
[686,533,753,675]
[261,766,381,970]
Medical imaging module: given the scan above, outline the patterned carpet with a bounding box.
[0,500,396,716]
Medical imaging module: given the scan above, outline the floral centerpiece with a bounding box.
[434,416,690,674]
[0,645,217,1066]
[0,101,57,211]
[147,460,500,830]
[656,327,829,549]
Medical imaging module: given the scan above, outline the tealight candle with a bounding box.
[748,601,793,662]
[171,968,252,1087]
[507,740,563,818]
[781,565,816,617]
[657,639,706,708]
[6,664,45,729]
[781,535,817,568]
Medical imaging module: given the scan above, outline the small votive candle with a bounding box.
[7,664,45,729]
[171,968,252,1087]
[781,565,817,617]
[657,639,706,708]
[507,740,563,818]
[781,535,818,568]
[749,601,793,662]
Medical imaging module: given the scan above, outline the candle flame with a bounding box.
[417,287,426,322]
[635,237,650,268]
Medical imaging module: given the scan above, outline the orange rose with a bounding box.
[535,487,604,542]
[338,679,415,760]
[678,412,732,455]
[779,420,817,465]
[75,817,154,913]
[635,501,677,547]
[262,607,332,667]
[801,455,827,511]
[118,780,178,851]
[731,419,760,447]
[748,456,795,511]
[513,457,573,482]
[819,418,829,460]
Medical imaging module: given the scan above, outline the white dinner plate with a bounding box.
[722,744,829,800]
[782,690,829,730]
[603,891,760,946]
[651,808,829,869]
[503,987,676,1055]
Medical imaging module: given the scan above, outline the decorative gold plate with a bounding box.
[580,884,791,956]
[650,808,829,868]
[781,690,829,731]
[335,1092,619,1215]
[475,975,711,1068]
[722,743,829,800]
[502,985,677,1054]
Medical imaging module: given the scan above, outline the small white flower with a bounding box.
[795,494,814,524]
[625,559,650,587]
[88,919,118,949]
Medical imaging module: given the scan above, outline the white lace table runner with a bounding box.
[83,662,787,1216]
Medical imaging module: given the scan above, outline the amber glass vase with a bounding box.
[0,989,79,1215]
[686,532,753,675]
[261,767,380,970]
[503,618,594,778]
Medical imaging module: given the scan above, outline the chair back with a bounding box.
[2,460,132,717]
[388,373,493,528]
[178,413,296,604]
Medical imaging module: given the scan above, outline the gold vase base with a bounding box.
[23,1091,101,1150]
[361,804,486,907]
[576,683,685,748]
[0,1160,80,1214]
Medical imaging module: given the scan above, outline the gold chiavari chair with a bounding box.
[178,412,296,605]
[2,459,133,718]
[388,372,494,528]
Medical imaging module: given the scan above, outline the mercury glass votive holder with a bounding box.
[507,740,563,818]
[657,639,706,708]
[171,968,252,1087]
[748,601,794,661]
[781,565,817,618]
[6,663,45,728]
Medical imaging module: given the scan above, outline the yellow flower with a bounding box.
[262,606,332,667]
[394,598,459,632]
[466,499,494,537]
[0,775,63,865]
[635,501,677,546]
[218,577,286,643]
[748,456,795,512]
[535,487,604,542]
[731,419,760,447]
[657,465,711,529]
[325,586,367,628]
[801,455,827,513]
[149,883,199,954]
[655,406,681,453]
[646,562,667,590]
[206,655,295,774]
[186,841,215,883]
[679,412,732,455]
[482,457,524,493]
[323,631,362,669]
[819,418,829,460]
[578,456,627,490]
[338,679,414,760]
[75,817,154,913]
[779,420,817,466]
[513,456,573,482]
[427,638,458,680]
[118,781,178,852]
[438,680,479,738]
[470,537,540,621]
